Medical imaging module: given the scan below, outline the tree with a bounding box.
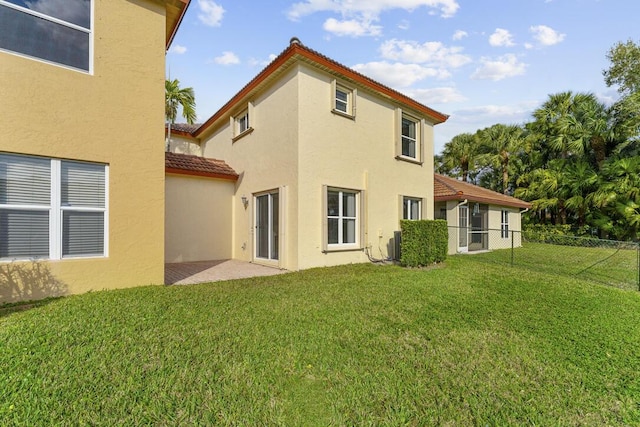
[603,39,640,95]
[165,78,196,150]
[439,133,480,182]
[476,124,526,194]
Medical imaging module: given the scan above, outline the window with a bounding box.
[0,0,92,72]
[236,109,249,134]
[232,105,254,141]
[331,80,355,118]
[326,188,358,247]
[401,116,417,159]
[403,197,421,220]
[501,210,509,238]
[0,153,107,260]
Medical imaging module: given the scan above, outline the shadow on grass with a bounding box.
[0,261,68,314]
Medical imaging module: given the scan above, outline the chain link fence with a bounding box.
[447,226,640,291]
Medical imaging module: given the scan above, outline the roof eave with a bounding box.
[194,41,449,138]
[165,0,190,50]
[165,167,238,181]
[435,194,531,209]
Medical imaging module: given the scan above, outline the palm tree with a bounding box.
[165,78,196,150]
[476,124,526,194]
[440,133,480,182]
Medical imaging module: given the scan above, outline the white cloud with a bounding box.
[407,87,467,104]
[323,18,382,37]
[489,28,515,47]
[248,54,278,67]
[288,0,460,20]
[471,54,527,81]
[452,30,468,40]
[213,51,240,65]
[380,39,471,68]
[198,0,225,27]
[529,25,565,46]
[398,19,411,30]
[168,44,187,54]
[352,61,449,88]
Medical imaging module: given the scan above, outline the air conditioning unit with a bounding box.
[393,230,402,261]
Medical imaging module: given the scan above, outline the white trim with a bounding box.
[326,187,360,251]
[50,160,62,260]
[0,154,107,262]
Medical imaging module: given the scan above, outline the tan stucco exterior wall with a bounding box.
[165,174,234,262]
[199,62,438,272]
[201,67,300,270]
[296,64,435,269]
[168,135,202,155]
[0,0,167,302]
[436,201,524,254]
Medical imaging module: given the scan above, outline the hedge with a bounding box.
[399,219,448,267]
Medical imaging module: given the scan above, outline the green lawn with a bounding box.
[1,255,639,425]
[475,241,639,291]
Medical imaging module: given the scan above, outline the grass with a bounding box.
[1,253,640,425]
[475,241,639,291]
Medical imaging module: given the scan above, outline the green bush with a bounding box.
[400,220,448,267]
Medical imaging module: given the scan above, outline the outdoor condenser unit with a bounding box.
[393,231,402,261]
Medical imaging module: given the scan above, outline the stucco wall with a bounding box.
[296,65,435,269]
[0,0,167,302]
[436,201,524,255]
[488,206,523,249]
[165,174,234,262]
[168,134,201,155]
[201,67,300,270]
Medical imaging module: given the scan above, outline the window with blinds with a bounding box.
[0,153,107,260]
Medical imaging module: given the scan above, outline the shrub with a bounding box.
[400,220,448,267]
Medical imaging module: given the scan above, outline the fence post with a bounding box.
[511,230,514,266]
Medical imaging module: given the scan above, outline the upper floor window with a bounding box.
[0,0,92,72]
[232,103,254,141]
[0,152,107,260]
[401,116,417,158]
[396,110,422,163]
[331,80,355,118]
[237,109,249,134]
[403,197,421,220]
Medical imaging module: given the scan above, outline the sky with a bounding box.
[166,0,639,154]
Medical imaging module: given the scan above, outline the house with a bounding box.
[0,0,190,303]
[433,174,531,254]
[165,38,449,271]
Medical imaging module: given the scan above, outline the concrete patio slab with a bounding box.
[165,259,287,285]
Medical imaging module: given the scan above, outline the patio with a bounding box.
[165,260,287,285]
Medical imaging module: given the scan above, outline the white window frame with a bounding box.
[395,109,423,164]
[0,0,94,74]
[237,109,249,134]
[331,79,356,118]
[323,186,362,251]
[232,103,254,141]
[501,209,509,239]
[0,153,108,261]
[402,197,422,220]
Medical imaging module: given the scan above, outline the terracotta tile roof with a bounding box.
[167,122,201,133]
[434,173,531,209]
[165,152,238,181]
[194,38,448,138]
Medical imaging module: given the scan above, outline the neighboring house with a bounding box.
[0,0,190,303]
[433,174,531,254]
[165,38,449,271]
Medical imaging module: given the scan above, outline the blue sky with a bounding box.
[166,0,638,154]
